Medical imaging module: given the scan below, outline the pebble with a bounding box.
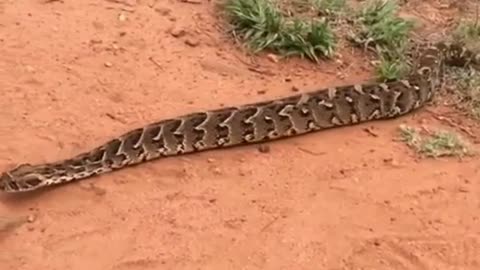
[184,37,199,47]
[155,7,171,16]
[267,53,279,63]
[258,145,270,153]
[169,26,186,38]
[25,65,35,73]
[27,214,36,223]
[104,62,113,68]
[118,13,127,22]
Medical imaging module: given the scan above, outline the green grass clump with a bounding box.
[398,125,473,158]
[454,20,480,42]
[350,0,414,80]
[224,0,336,62]
[225,0,284,51]
[448,68,480,119]
[445,15,480,119]
[375,54,409,81]
[356,0,413,50]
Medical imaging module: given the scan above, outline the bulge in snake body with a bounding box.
[20,79,433,184]
[77,82,416,174]
[12,41,480,192]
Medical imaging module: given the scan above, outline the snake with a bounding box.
[1,41,479,193]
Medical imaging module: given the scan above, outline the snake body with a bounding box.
[1,41,479,192]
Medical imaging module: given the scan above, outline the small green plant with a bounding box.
[455,21,480,40]
[348,0,414,81]
[398,125,473,158]
[224,0,336,62]
[225,0,285,52]
[398,125,421,148]
[420,131,470,158]
[447,68,480,119]
[375,55,409,81]
[355,0,414,51]
[453,0,480,43]
[278,19,336,61]
[452,18,480,54]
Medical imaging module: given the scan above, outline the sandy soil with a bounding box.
[1,0,480,269]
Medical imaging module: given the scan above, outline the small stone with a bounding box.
[258,145,270,153]
[90,39,103,45]
[383,157,400,167]
[169,26,186,38]
[118,13,127,22]
[181,0,202,3]
[184,37,199,47]
[213,167,221,175]
[207,158,215,163]
[285,77,292,82]
[27,215,36,223]
[257,90,266,95]
[25,65,35,73]
[92,185,107,196]
[155,7,171,16]
[291,86,300,92]
[267,53,279,63]
[104,62,113,68]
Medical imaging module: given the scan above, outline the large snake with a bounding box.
[0,41,478,193]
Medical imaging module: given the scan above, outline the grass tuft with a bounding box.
[375,55,409,81]
[447,67,480,119]
[224,0,336,62]
[398,125,473,158]
[350,0,414,80]
[225,0,285,52]
[455,21,480,41]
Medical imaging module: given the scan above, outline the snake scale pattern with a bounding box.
[1,41,479,192]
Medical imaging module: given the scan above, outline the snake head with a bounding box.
[0,163,47,193]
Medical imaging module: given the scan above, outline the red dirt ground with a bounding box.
[1,0,480,269]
